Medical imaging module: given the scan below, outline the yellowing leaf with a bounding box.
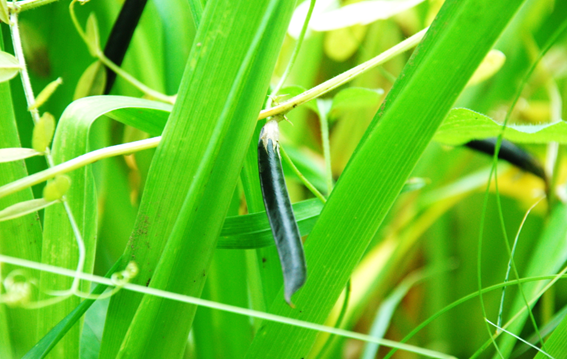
[0,0,9,24]
[74,61,106,100]
[324,25,366,62]
[32,112,56,153]
[467,49,506,86]
[0,50,22,82]
[0,147,42,163]
[0,198,53,222]
[29,77,63,110]
[43,175,71,202]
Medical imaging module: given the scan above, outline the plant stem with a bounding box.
[267,0,316,108]
[68,0,174,104]
[317,105,333,194]
[259,28,427,120]
[0,28,425,199]
[9,10,88,297]
[0,253,457,359]
[0,137,160,199]
[280,146,326,204]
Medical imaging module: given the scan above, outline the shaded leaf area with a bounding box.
[436,108,567,145]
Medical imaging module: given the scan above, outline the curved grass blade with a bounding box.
[103,0,148,93]
[22,256,127,359]
[220,198,323,249]
[466,138,546,182]
[258,119,307,306]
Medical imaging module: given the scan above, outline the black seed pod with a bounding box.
[103,0,148,94]
[258,119,307,306]
[466,138,547,183]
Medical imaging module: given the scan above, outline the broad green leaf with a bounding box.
[0,148,41,163]
[435,108,567,146]
[244,0,528,358]
[0,29,42,358]
[103,1,298,358]
[0,198,54,222]
[329,87,384,120]
[0,50,21,82]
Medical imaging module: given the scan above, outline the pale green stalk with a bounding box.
[0,254,455,359]
[0,137,160,199]
[9,9,86,297]
[259,28,426,119]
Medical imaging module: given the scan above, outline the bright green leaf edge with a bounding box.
[435,108,567,145]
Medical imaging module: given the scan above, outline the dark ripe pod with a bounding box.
[466,138,547,183]
[103,0,148,94]
[258,119,307,306]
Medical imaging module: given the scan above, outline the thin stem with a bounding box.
[8,10,92,298]
[279,146,326,204]
[267,0,316,108]
[384,266,567,359]
[69,0,174,104]
[9,13,40,124]
[497,197,544,329]
[0,253,456,359]
[1,28,426,200]
[0,137,160,199]
[318,107,333,194]
[259,28,426,120]
[484,18,567,354]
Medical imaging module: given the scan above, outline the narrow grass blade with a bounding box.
[258,120,307,305]
[101,1,297,357]
[244,0,528,357]
[219,198,323,249]
[533,307,567,359]
[36,95,170,357]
